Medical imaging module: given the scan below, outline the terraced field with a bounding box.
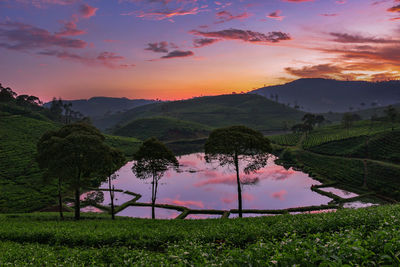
[0,114,141,212]
[1,205,400,265]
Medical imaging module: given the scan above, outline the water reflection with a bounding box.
[93,153,333,218]
[319,187,358,199]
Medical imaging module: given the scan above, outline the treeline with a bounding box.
[0,83,87,124]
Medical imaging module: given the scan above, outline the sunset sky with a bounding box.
[1,0,399,101]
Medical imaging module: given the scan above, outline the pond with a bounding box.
[85,153,349,218]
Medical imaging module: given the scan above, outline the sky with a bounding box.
[0,0,400,101]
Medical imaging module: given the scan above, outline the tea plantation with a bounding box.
[1,205,400,265]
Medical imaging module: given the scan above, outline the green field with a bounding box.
[1,205,400,265]
[113,116,211,141]
[270,120,399,149]
[271,119,400,201]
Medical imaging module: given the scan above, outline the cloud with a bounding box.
[267,10,284,20]
[38,50,135,69]
[193,38,219,48]
[14,0,77,8]
[281,0,314,2]
[285,64,348,79]
[320,13,338,17]
[0,21,87,51]
[190,29,291,44]
[215,10,250,24]
[145,41,169,53]
[123,7,203,20]
[388,4,400,12]
[329,32,400,44]
[55,20,86,37]
[79,3,98,18]
[161,50,194,59]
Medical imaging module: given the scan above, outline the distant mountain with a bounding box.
[95,94,305,132]
[250,78,400,113]
[44,97,156,118]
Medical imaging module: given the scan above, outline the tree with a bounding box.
[204,126,272,218]
[0,84,16,102]
[132,138,179,219]
[342,112,355,132]
[384,105,398,131]
[315,115,325,127]
[100,147,125,220]
[36,123,112,220]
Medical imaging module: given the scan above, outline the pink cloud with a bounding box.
[80,3,98,18]
[267,10,284,20]
[55,20,86,37]
[281,0,313,2]
[124,7,203,21]
[215,10,250,24]
[271,190,287,200]
[0,21,87,50]
[190,29,291,44]
[38,50,135,69]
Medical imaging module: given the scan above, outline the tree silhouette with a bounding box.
[384,105,398,131]
[204,126,271,218]
[132,138,179,219]
[36,123,111,220]
[100,147,125,220]
[342,113,355,132]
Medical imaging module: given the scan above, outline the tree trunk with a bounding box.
[58,178,63,220]
[234,153,242,218]
[108,175,115,220]
[74,170,81,220]
[151,177,156,219]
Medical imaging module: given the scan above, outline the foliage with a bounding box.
[204,126,272,217]
[384,105,398,131]
[2,206,400,265]
[132,138,179,219]
[36,123,114,220]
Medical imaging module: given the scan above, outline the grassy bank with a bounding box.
[1,205,400,265]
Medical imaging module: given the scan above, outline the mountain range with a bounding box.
[250,78,400,113]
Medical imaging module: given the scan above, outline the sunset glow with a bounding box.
[1,0,399,101]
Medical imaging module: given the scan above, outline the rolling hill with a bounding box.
[44,97,156,118]
[113,117,211,141]
[251,78,400,113]
[94,94,305,132]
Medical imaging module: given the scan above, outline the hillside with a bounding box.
[2,206,400,265]
[0,105,141,213]
[251,78,400,113]
[94,94,305,132]
[271,120,400,200]
[44,97,156,118]
[113,117,211,141]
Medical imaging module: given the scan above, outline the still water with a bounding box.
[85,153,341,218]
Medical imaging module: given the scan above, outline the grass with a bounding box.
[0,115,60,212]
[1,205,400,265]
[113,116,211,141]
[104,134,141,158]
